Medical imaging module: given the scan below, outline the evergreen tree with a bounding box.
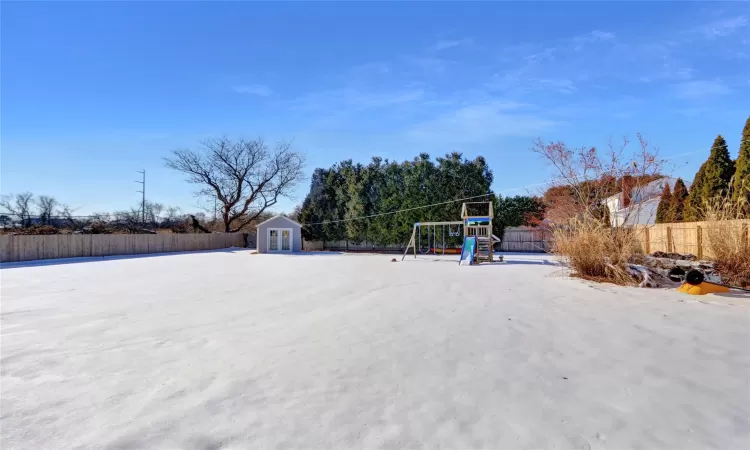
[493,195,546,238]
[703,135,736,196]
[655,183,672,223]
[732,116,750,203]
[298,152,495,246]
[684,135,735,220]
[684,165,704,222]
[670,178,689,222]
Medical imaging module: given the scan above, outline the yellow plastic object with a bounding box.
[678,282,730,295]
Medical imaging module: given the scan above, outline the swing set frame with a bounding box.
[404,221,464,258]
[401,201,501,262]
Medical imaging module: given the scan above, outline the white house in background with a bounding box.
[604,176,690,227]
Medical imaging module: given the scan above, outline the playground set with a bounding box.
[402,201,501,265]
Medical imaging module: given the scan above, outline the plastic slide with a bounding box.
[459,236,477,266]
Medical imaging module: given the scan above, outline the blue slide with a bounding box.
[459,236,477,266]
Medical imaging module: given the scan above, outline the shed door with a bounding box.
[267,228,293,252]
[281,229,291,251]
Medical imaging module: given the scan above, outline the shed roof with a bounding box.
[255,214,302,228]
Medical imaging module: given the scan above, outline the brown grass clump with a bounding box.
[702,196,750,288]
[552,217,643,285]
[11,225,61,235]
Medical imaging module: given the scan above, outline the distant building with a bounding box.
[604,177,690,227]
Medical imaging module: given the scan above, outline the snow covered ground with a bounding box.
[2,250,749,449]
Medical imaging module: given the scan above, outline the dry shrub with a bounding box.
[703,196,750,288]
[552,217,642,285]
[13,225,60,235]
[532,133,666,286]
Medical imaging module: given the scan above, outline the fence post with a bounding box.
[742,223,749,248]
[666,226,673,253]
[643,227,650,254]
[696,225,703,260]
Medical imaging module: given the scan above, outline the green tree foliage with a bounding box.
[298,152,548,246]
[732,116,750,203]
[493,195,546,238]
[298,152,496,245]
[685,135,736,221]
[670,178,689,222]
[655,183,672,223]
[684,166,704,222]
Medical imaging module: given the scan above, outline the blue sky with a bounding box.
[2,1,749,216]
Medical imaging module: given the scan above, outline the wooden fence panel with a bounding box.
[671,224,700,256]
[0,235,11,262]
[0,233,245,263]
[642,224,669,253]
[303,240,324,251]
[303,227,553,253]
[634,219,750,259]
[500,227,551,252]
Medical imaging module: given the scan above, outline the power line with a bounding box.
[300,192,493,227]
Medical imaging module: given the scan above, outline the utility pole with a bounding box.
[135,170,146,225]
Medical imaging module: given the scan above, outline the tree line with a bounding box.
[2,136,305,234]
[0,192,189,233]
[656,115,750,223]
[297,152,545,246]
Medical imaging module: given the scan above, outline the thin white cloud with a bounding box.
[487,71,576,95]
[663,150,701,159]
[404,101,557,145]
[348,62,390,77]
[232,85,273,96]
[291,87,424,111]
[698,16,747,39]
[405,56,455,74]
[432,38,473,51]
[672,80,731,99]
[536,78,576,94]
[572,30,616,50]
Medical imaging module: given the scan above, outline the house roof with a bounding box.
[604,176,690,204]
[255,214,302,228]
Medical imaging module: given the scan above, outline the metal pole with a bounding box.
[135,170,146,225]
[442,224,446,254]
[433,225,437,255]
[414,224,418,258]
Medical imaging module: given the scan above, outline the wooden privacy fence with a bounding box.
[303,239,403,252]
[500,227,552,252]
[633,219,750,259]
[0,233,245,263]
[302,227,553,253]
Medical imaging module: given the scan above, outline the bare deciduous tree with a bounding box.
[57,204,84,230]
[114,208,144,226]
[144,201,164,225]
[162,206,184,227]
[532,134,666,284]
[165,206,181,220]
[0,192,34,227]
[91,212,111,222]
[532,134,664,226]
[288,204,303,221]
[36,195,59,225]
[165,137,305,232]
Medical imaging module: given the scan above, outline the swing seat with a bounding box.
[430,247,461,254]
